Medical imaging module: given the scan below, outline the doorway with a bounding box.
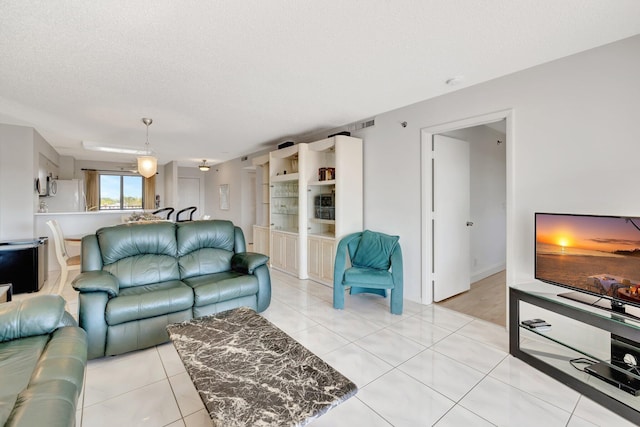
[177,177,201,217]
[437,122,507,324]
[421,110,513,326]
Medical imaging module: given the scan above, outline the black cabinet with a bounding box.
[0,238,48,294]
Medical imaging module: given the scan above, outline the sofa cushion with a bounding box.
[177,220,237,278]
[105,280,194,326]
[0,295,66,343]
[97,222,180,288]
[183,272,259,307]
[103,254,180,288]
[177,220,236,254]
[351,230,399,270]
[344,267,394,287]
[0,335,48,424]
[179,248,234,279]
[98,222,178,265]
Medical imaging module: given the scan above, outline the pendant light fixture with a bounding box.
[137,117,157,178]
[198,159,211,172]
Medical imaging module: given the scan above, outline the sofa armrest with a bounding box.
[253,264,271,313]
[72,271,119,297]
[231,252,269,275]
[0,295,69,342]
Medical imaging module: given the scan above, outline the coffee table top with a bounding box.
[167,307,357,426]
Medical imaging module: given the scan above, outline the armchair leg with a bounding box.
[333,285,345,310]
[390,288,403,315]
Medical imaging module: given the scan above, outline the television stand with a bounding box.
[510,284,640,424]
[585,361,640,396]
[557,291,640,321]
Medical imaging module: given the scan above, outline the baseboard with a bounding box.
[471,262,506,283]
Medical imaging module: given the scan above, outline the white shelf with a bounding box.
[308,232,335,239]
[271,173,299,183]
[309,218,335,225]
[308,179,336,186]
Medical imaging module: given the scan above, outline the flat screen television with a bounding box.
[535,212,640,314]
[535,212,640,393]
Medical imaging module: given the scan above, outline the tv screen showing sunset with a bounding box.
[535,213,640,297]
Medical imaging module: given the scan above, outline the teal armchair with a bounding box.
[333,230,403,314]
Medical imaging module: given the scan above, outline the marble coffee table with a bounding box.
[166,307,357,426]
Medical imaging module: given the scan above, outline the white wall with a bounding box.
[176,166,206,217]
[164,161,178,208]
[58,156,75,179]
[0,124,35,239]
[203,152,270,242]
[0,124,60,240]
[444,125,507,282]
[204,158,242,222]
[240,169,256,243]
[340,34,640,303]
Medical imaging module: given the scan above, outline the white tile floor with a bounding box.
[18,269,636,427]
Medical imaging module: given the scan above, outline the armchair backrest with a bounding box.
[345,234,363,260]
[348,230,400,271]
[97,222,180,288]
[177,220,245,279]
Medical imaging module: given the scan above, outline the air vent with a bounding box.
[354,118,375,130]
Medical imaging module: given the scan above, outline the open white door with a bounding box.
[433,135,471,301]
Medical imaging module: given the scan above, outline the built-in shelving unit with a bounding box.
[252,135,362,284]
[268,144,306,277]
[304,136,362,285]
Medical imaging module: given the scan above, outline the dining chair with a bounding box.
[152,207,175,220]
[46,220,81,295]
[176,206,197,222]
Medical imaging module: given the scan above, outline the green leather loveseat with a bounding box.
[0,295,87,427]
[72,220,271,359]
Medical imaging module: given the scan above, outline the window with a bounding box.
[99,174,143,210]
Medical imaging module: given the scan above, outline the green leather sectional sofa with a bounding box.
[72,220,271,359]
[0,295,87,427]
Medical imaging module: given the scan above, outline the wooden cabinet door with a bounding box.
[307,237,321,280]
[253,226,270,256]
[284,234,298,274]
[320,239,336,285]
[270,232,285,270]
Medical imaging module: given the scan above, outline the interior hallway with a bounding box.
[437,270,506,327]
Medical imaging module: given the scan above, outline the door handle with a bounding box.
[466,221,474,227]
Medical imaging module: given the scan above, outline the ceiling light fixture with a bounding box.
[137,118,157,178]
[198,160,211,172]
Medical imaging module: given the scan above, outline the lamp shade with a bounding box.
[137,155,157,178]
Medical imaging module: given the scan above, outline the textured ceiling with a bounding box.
[1,1,639,167]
